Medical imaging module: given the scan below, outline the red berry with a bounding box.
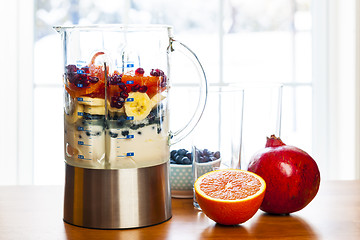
[138,85,148,93]
[135,68,145,75]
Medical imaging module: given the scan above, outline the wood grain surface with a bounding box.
[0,181,358,240]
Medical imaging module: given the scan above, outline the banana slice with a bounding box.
[65,102,84,124]
[124,92,152,121]
[84,105,105,115]
[150,93,166,108]
[77,97,105,106]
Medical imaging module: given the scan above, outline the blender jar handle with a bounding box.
[168,38,208,145]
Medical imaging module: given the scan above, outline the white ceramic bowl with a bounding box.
[170,158,221,198]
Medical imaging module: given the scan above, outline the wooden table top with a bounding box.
[0,181,359,240]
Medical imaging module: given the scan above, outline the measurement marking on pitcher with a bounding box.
[78,155,91,160]
[117,152,135,157]
[117,135,134,140]
[78,141,92,146]
[76,60,86,67]
[77,97,91,103]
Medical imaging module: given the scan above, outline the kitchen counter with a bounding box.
[0,181,358,240]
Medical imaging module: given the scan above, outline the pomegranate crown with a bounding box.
[265,135,286,148]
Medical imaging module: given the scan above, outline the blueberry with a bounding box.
[182,157,191,164]
[170,150,177,158]
[172,153,179,160]
[109,131,118,138]
[203,156,210,162]
[177,149,187,156]
[130,123,145,130]
[121,130,129,137]
[186,152,192,159]
[214,151,221,159]
[116,115,126,127]
[203,149,210,156]
[195,149,202,158]
[147,111,156,122]
[199,156,205,163]
[175,155,183,164]
[170,160,176,164]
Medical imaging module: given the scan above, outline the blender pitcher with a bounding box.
[55,25,207,229]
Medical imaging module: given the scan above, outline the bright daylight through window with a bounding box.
[32,0,312,184]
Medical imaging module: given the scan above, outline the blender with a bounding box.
[55,25,207,229]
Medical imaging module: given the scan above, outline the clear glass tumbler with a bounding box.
[192,85,244,209]
[241,83,283,169]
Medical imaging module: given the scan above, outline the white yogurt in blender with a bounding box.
[64,114,105,168]
[106,119,169,169]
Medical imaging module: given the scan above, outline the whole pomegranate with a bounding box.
[247,135,320,214]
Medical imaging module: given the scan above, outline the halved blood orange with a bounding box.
[194,169,266,225]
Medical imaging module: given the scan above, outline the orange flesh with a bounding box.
[200,171,261,200]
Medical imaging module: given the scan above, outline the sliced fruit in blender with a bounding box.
[84,105,105,115]
[150,93,166,108]
[77,97,105,106]
[90,51,105,65]
[124,92,152,121]
[65,103,84,124]
[64,52,108,98]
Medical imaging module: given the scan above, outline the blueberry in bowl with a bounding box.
[169,148,221,198]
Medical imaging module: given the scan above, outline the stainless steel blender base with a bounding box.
[63,162,172,229]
